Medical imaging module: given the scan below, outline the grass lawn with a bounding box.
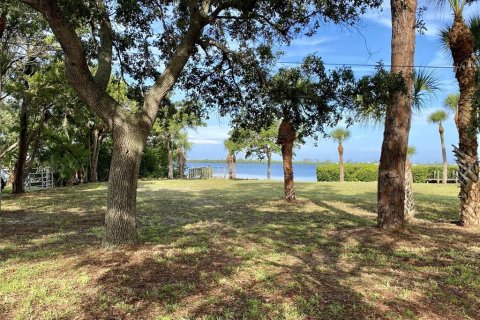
[1,180,479,319]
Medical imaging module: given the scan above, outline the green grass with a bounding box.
[1,180,479,319]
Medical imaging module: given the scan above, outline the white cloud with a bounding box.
[291,36,334,47]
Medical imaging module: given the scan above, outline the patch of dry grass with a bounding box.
[1,180,479,319]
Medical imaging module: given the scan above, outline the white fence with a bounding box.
[188,166,227,179]
[26,168,54,190]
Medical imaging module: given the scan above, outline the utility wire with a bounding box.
[276,61,456,69]
[4,41,475,70]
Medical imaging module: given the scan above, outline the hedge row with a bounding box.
[316,163,459,183]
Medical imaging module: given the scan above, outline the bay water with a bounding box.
[186,162,319,182]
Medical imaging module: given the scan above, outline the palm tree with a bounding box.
[175,134,191,178]
[330,128,351,182]
[444,93,460,128]
[377,0,417,228]
[428,110,449,184]
[405,146,416,220]
[440,1,480,226]
[277,119,296,201]
[359,69,440,223]
[224,138,242,180]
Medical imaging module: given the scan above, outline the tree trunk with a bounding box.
[377,0,416,228]
[177,146,186,178]
[450,14,480,226]
[404,158,415,220]
[233,154,237,179]
[24,107,49,179]
[278,120,296,202]
[19,0,207,247]
[104,128,145,246]
[12,97,29,194]
[338,143,344,182]
[167,142,173,179]
[227,153,233,179]
[439,123,448,185]
[89,126,104,182]
[266,149,272,180]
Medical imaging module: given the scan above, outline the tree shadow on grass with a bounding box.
[74,184,480,319]
[2,181,480,319]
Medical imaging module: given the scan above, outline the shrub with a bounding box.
[411,165,458,183]
[317,163,459,182]
[317,163,378,182]
[315,163,340,182]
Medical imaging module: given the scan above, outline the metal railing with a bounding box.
[26,168,55,190]
[425,170,459,183]
[188,166,227,179]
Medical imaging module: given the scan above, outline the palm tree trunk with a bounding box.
[439,123,448,185]
[266,149,272,180]
[233,154,237,179]
[278,120,296,202]
[104,127,145,246]
[338,143,344,182]
[177,146,186,178]
[377,0,416,228]
[404,158,415,220]
[450,14,480,226]
[227,154,233,179]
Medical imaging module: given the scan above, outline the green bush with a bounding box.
[315,163,340,182]
[347,164,378,182]
[317,163,459,183]
[411,165,458,183]
[317,163,378,182]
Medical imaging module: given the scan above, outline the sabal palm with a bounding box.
[359,69,441,125]
[444,93,460,127]
[428,110,449,184]
[404,146,416,219]
[224,138,242,180]
[359,69,440,221]
[330,128,351,182]
[438,0,480,226]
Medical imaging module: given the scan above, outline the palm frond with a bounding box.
[413,69,442,112]
[444,92,460,112]
[329,128,351,144]
[439,25,452,52]
[469,15,480,53]
[428,109,448,123]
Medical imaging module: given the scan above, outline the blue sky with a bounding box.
[186,1,480,164]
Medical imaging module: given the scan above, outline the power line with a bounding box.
[277,61,455,69]
[4,41,472,70]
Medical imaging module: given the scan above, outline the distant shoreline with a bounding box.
[188,159,344,165]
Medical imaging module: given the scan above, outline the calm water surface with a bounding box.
[186,162,318,182]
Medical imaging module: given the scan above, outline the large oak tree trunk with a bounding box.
[104,128,145,246]
[278,120,296,202]
[439,123,448,185]
[21,0,207,245]
[377,0,416,228]
[338,143,344,182]
[449,15,480,226]
[13,97,29,194]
